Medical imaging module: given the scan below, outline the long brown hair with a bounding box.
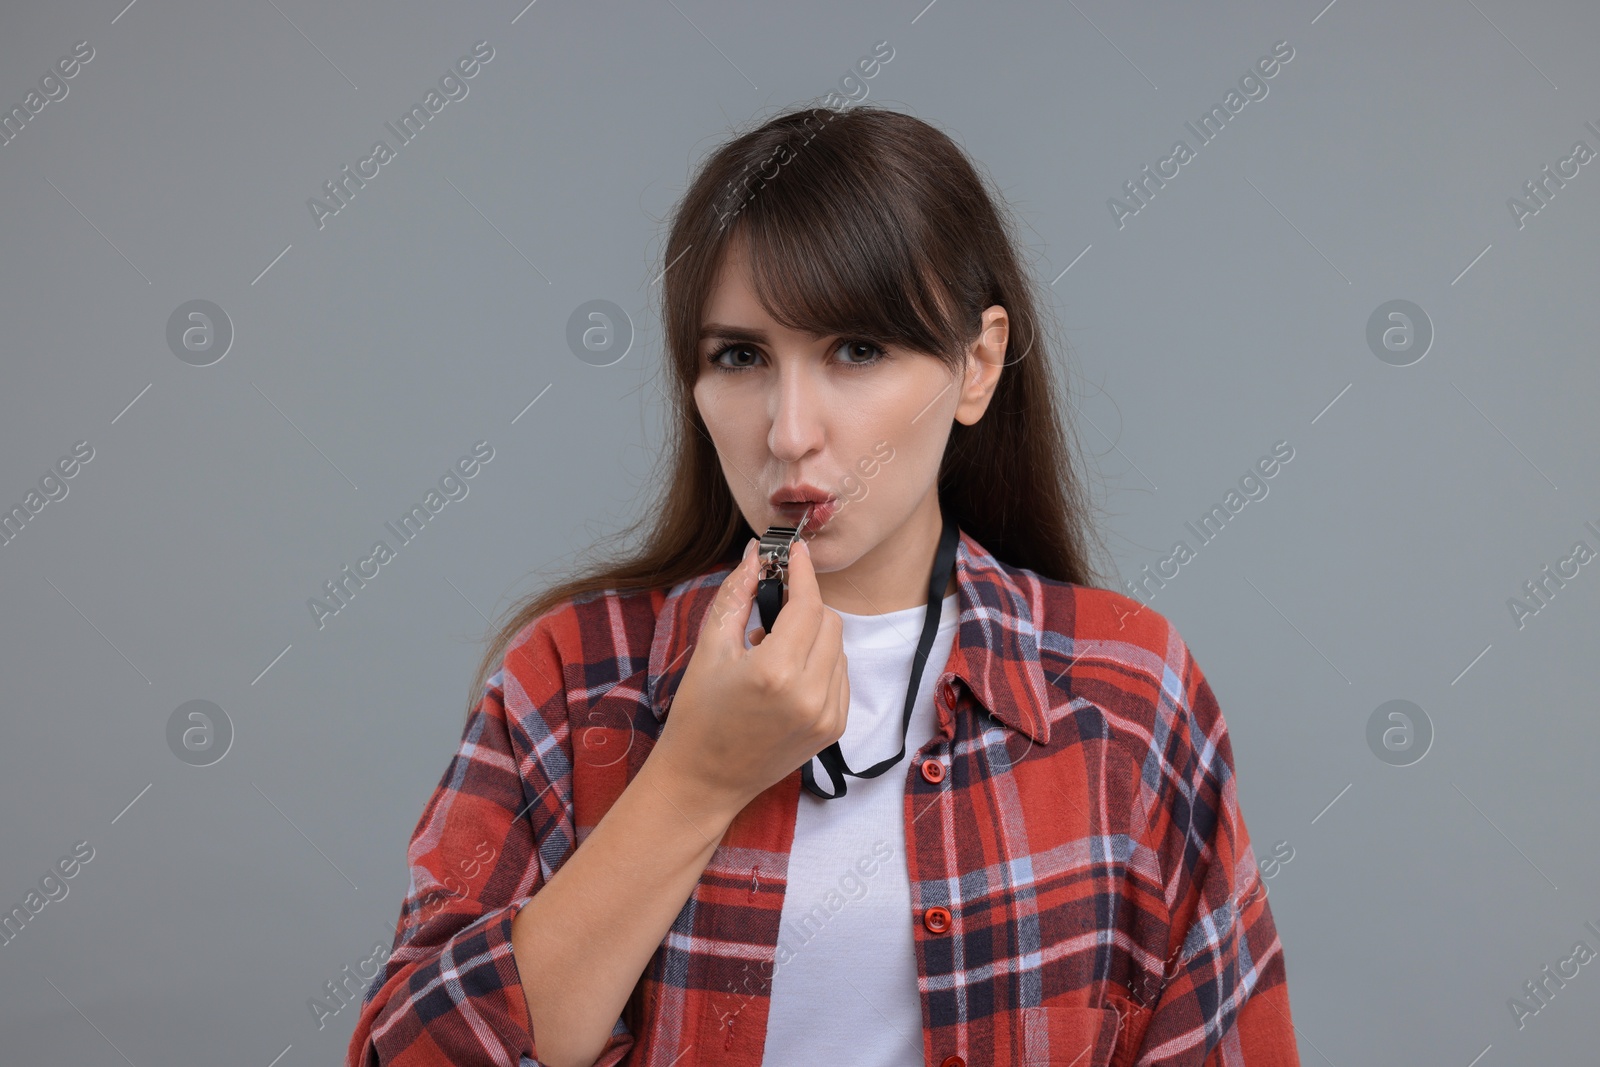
[463,103,1113,719]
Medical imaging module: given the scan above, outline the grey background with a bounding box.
[2,0,1596,1063]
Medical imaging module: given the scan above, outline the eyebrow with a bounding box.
[699,322,830,343]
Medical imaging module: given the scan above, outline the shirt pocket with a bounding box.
[1021,1004,1120,1066]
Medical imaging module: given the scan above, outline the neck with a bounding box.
[815,494,954,615]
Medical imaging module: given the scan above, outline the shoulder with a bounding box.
[1027,572,1171,652]
[1000,561,1187,679]
[1001,564,1211,739]
[495,584,673,716]
[1012,570,1239,835]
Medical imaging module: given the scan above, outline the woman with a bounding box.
[347,105,1299,1067]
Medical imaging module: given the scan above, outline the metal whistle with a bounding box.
[756,503,814,588]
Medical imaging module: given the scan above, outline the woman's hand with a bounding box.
[650,536,849,817]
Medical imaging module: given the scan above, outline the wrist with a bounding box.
[639,745,745,842]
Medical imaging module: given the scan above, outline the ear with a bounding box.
[953,305,1008,427]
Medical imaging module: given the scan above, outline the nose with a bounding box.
[766,360,825,463]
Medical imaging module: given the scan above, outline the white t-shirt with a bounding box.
[743,591,960,1066]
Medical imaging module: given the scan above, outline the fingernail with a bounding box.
[795,538,808,556]
[744,537,758,561]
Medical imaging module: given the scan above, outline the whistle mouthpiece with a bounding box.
[756,503,813,585]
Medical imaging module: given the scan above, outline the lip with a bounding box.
[773,498,839,532]
[769,483,840,533]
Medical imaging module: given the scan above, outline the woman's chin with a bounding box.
[802,523,861,574]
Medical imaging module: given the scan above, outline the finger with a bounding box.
[820,643,846,735]
[767,537,824,653]
[803,602,843,680]
[702,538,761,645]
[836,648,851,723]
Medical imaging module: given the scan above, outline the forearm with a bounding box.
[509,750,742,1067]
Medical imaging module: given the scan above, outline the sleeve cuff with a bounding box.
[358,895,637,1067]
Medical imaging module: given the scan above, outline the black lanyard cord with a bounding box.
[755,514,960,800]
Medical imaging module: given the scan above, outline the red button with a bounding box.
[923,906,952,934]
[940,1056,965,1067]
[920,758,946,784]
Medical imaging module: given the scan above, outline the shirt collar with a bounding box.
[645,529,1052,746]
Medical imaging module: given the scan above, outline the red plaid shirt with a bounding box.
[347,530,1301,1066]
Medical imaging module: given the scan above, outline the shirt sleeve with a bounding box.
[1122,635,1302,1067]
[345,613,639,1067]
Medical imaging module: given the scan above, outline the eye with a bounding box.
[706,342,761,371]
[834,339,887,369]
[702,337,888,374]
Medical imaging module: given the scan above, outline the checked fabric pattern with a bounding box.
[347,530,1300,1067]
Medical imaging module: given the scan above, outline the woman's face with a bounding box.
[692,238,1007,608]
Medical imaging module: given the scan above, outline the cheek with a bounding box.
[696,384,763,472]
[877,428,943,503]
[695,383,736,443]
[692,379,714,424]
[836,401,948,510]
